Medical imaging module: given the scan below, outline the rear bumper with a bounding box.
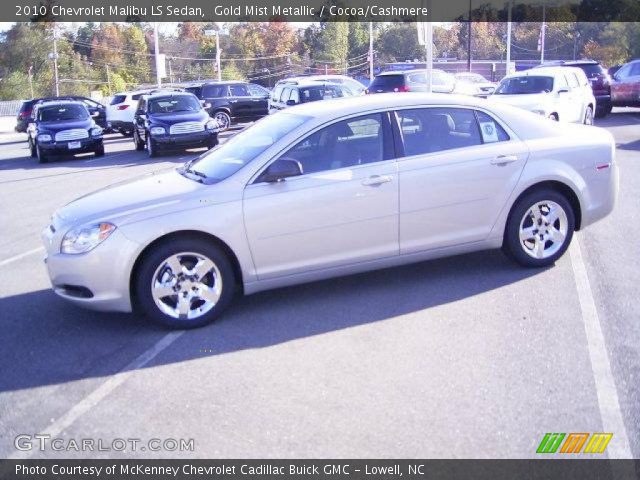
[39,137,103,154]
[108,120,133,131]
[152,131,217,149]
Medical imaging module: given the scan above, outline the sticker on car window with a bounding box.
[480,121,499,143]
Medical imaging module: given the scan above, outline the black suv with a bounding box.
[535,60,612,117]
[28,100,104,163]
[17,96,106,133]
[184,81,270,131]
[133,91,218,158]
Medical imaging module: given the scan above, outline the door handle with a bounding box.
[491,155,518,166]
[230,100,238,103]
[362,175,392,186]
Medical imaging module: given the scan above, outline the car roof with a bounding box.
[37,100,86,108]
[282,92,491,119]
[376,69,447,76]
[188,80,247,86]
[145,91,197,100]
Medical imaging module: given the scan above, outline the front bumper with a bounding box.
[42,227,139,313]
[39,137,103,155]
[151,130,218,149]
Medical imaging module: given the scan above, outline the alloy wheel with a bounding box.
[518,200,568,259]
[150,252,223,320]
[213,112,230,131]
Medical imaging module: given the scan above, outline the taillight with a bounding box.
[19,110,31,118]
[397,85,410,92]
[117,105,129,110]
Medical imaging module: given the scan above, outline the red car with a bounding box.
[611,59,640,107]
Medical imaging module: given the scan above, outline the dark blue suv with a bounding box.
[28,101,104,164]
[133,91,219,158]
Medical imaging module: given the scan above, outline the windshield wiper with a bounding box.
[179,165,208,183]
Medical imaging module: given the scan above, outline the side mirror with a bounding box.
[286,99,298,106]
[259,158,302,183]
[204,102,212,109]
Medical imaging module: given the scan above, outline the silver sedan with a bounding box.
[42,93,618,328]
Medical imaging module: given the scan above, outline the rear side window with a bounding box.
[566,73,580,89]
[229,84,250,96]
[272,85,283,101]
[247,83,268,97]
[397,107,482,156]
[370,75,404,90]
[280,87,291,102]
[202,84,227,98]
[475,111,510,143]
[110,95,126,105]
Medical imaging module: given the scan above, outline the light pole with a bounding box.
[506,0,512,75]
[154,22,161,87]
[205,28,222,81]
[28,66,34,99]
[50,26,60,96]
[369,22,374,82]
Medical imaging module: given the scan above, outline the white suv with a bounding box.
[489,66,596,125]
[106,90,151,136]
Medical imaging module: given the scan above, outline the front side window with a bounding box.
[230,84,250,96]
[397,108,482,156]
[39,104,89,122]
[289,89,300,104]
[202,84,227,98]
[189,113,309,183]
[272,85,283,101]
[280,87,291,102]
[275,113,385,175]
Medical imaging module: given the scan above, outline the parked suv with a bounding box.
[269,80,354,113]
[536,60,612,117]
[107,90,151,136]
[490,66,596,124]
[184,81,270,131]
[610,59,640,107]
[367,69,456,94]
[18,96,106,133]
[27,100,104,163]
[133,91,219,158]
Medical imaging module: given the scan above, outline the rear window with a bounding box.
[39,104,88,122]
[184,86,202,98]
[370,75,405,89]
[19,101,34,113]
[300,85,345,102]
[131,93,145,101]
[495,76,554,94]
[110,95,126,105]
[573,64,604,78]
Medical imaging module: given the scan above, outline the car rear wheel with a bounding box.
[583,106,594,125]
[134,238,236,329]
[133,130,145,151]
[503,189,575,268]
[213,111,231,132]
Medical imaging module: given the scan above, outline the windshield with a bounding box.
[495,76,554,94]
[39,104,88,122]
[370,75,404,89]
[186,113,309,183]
[300,85,345,102]
[148,95,201,114]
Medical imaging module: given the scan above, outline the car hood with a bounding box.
[54,169,205,228]
[148,110,208,126]
[489,93,550,110]
[38,119,93,132]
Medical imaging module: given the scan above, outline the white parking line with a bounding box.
[8,330,185,460]
[0,247,44,267]
[569,236,632,459]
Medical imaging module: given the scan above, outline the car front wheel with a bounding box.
[213,111,231,131]
[583,106,594,125]
[133,130,145,151]
[36,145,48,164]
[147,135,158,158]
[135,238,236,329]
[503,189,575,268]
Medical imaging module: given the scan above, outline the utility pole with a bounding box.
[426,22,433,93]
[154,22,161,87]
[467,0,472,72]
[105,65,111,96]
[215,31,222,81]
[540,0,546,64]
[28,66,34,99]
[506,0,512,75]
[369,22,374,82]
[51,26,60,96]
[168,59,174,85]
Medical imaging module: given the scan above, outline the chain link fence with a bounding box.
[0,100,23,117]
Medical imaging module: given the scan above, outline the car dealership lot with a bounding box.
[0,111,639,458]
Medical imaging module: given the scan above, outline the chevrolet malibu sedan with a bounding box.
[42,94,618,328]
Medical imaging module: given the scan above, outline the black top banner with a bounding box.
[6,0,640,22]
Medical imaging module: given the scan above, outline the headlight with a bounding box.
[91,127,103,137]
[150,126,165,136]
[61,222,116,254]
[37,133,52,142]
[205,120,219,131]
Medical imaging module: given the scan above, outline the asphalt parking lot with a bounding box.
[0,110,639,459]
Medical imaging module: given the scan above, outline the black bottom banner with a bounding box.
[1,460,639,480]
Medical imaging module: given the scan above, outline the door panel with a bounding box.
[396,108,529,254]
[243,113,399,279]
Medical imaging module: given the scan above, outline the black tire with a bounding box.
[120,129,133,138]
[95,144,105,157]
[133,130,145,151]
[549,113,559,121]
[207,136,218,150]
[36,145,48,164]
[583,106,594,125]
[134,237,236,329]
[147,136,159,158]
[29,139,37,158]
[213,111,231,132]
[503,188,575,268]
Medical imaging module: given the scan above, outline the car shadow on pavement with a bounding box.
[0,249,548,394]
